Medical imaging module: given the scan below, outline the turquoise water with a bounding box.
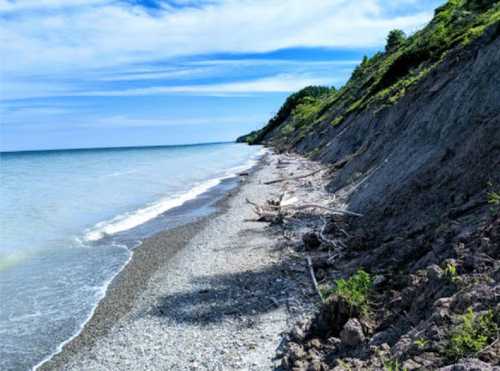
[0,142,263,370]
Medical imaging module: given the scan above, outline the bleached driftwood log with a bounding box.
[282,204,363,217]
[263,168,323,185]
[245,194,362,223]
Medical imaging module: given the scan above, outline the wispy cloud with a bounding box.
[0,0,109,12]
[82,113,268,128]
[0,0,443,149]
[77,73,337,97]
[97,66,213,81]
[1,0,435,77]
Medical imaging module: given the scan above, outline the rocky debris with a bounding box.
[302,232,322,251]
[237,12,500,371]
[311,295,360,338]
[372,275,385,287]
[238,21,500,369]
[438,358,500,371]
[277,211,500,370]
[340,319,365,347]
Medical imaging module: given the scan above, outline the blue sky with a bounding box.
[0,0,444,151]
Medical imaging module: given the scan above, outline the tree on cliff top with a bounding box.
[385,29,406,52]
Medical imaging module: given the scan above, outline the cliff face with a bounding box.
[240,1,500,246]
[239,1,500,369]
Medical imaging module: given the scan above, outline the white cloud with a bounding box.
[1,0,434,75]
[83,113,268,128]
[75,73,337,96]
[186,59,360,67]
[0,0,440,100]
[0,0,109,12]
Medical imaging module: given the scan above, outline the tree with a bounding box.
[385,29,406,52]
[351,55,370,80]
[464,0,497,11]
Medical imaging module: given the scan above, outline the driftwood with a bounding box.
[263,168,323,185]
[245,194,362,225]
[319,216,337,247]
[245,197,284,224]
[306,256,325,303]
[283,204,363,217]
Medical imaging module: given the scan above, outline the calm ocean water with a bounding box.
[0,142,263,370]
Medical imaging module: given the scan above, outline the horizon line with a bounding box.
[0,140,238,155]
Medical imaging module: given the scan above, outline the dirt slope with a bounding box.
[239,3,500,370]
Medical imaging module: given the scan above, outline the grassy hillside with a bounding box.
[239,0,500,146]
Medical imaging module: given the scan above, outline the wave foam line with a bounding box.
[84,149,266,242]
[84,178,221,241]
[32,243,132,371]
[32,147,266,370]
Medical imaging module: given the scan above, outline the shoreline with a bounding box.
[37,153,269,370]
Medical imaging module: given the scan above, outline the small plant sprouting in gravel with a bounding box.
[337,359,353,371]
[414,337,429,350]
[447,307,498,360]
[488,191,500,205]
[383,358,408,371]
[487,181,500,207]
[323,269,373,315]
[443,262,458,283]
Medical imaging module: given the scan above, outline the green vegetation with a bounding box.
[239,86,333,144]
[324,270,373,314]
[385,29,406,52]
[487,182,500,209]
[488,191,500,205]
[337,359,353,371]
[443,262,459,283]
[240,0,500,146]
[383,359,408,371]
[414,338,429,349]
[447,307,498,360]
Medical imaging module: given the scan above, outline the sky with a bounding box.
[0,0,444,151]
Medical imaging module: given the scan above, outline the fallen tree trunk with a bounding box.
[283,204,363,217]
[264,168,323,185]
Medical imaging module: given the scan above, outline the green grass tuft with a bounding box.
[488,191,500,205]
[447,307,498,360]
[324,270,373,314]
[443,262,459,283]
[384,359,408,371]
[414,337,429,349]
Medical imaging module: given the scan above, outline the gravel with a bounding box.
[43,152,313,370]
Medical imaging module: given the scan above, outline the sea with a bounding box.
[0,142,264,370]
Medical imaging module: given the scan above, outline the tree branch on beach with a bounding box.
[306,256,325,303]
[263,168,323,185]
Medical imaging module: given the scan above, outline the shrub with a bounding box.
[385,29,407,52]
[465,0,499,11]
[327,270,373,314]
[443,262,459,283]
[239,0,500,146]
[488,191,500,205]
[414,338,429,349]
[247,85,332,143]
[447,307,498,360]
[384,359,408,371]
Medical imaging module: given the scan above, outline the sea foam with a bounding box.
[84,178,222,241]
[83,150,264,242]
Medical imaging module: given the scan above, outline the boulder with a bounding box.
[340,318,365,346]
[438,358,500,371]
